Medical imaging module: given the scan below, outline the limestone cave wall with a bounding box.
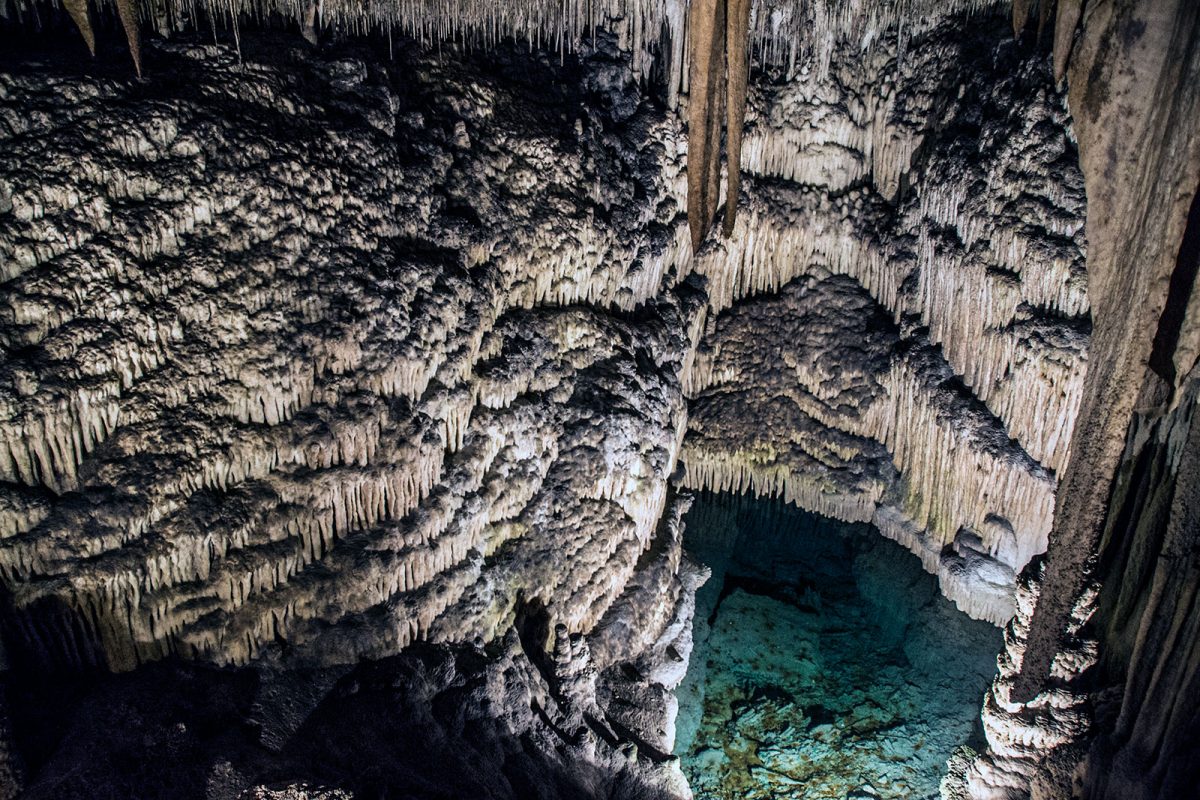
[0,0,1195,799]
[0,37,705,797]
[680,20,1087,625]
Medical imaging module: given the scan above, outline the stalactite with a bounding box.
[1011,0,1034,35]
[686,0,725,252]
[682,267,1062,624]
[685,0,752,250]
[0,19,1121,794]
[685,337,1057,576]
[115,0,143,77]
[680,448,884,523]
[722,0,750,237]
[688,51,1089,474]
[62,0,96,54]
[1052,0,1082,85]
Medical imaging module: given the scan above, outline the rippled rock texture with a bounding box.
[0,34,702,798]
[0,33,699,670]
[681,25,1086,625]
[0,1,1103,797]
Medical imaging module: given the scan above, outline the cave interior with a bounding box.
[0,0,1198,799]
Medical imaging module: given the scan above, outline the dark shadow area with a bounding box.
[4,639,677,800]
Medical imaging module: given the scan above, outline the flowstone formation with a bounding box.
[0,35,704,797]
[681,22,1087,625]
[0,4,1091,682]
[2,0,1192,798]
[0,33,696,670]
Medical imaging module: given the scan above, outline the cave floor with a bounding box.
[674,494,1002,800]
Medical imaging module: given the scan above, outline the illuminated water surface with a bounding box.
[675,494,1003,800]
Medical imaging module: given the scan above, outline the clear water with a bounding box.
[675,493,1003,800]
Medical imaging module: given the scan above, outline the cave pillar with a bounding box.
[1013,0,1200,704]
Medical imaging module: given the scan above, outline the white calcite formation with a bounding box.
[0,3,1094,797]
[943,561,1097,800]
[0,0,1005,112]
[0,39,714,796]
[0,2,1085,673]
[0,40,702,682]
[680,24,1087,625]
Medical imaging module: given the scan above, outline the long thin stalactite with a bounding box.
[686,0,751,251]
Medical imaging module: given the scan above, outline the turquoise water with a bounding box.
[675,494,1003,800]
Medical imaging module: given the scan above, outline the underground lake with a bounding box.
[675,493,1004,800]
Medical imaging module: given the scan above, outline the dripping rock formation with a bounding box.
[0,0,1197,799]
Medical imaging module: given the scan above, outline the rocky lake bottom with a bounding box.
[675,494,1003,800]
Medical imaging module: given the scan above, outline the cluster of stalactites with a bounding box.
[17,0,1033,262]
[57,0,143,74]
[18,0,1010,72]
[1012,0,1084,84]
[26,0,1083,132]
[27,0,679,80]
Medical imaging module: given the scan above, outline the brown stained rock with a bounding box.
[687,0,726,252]
[62,0,96,56]
[115,0,142,77]
[722,0,751,237]
[1053,0,1085,85]
[1085,385,1200,799]
[686,0,754,249]
[1014,0,1200,703]
[1013,0,1036,36]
